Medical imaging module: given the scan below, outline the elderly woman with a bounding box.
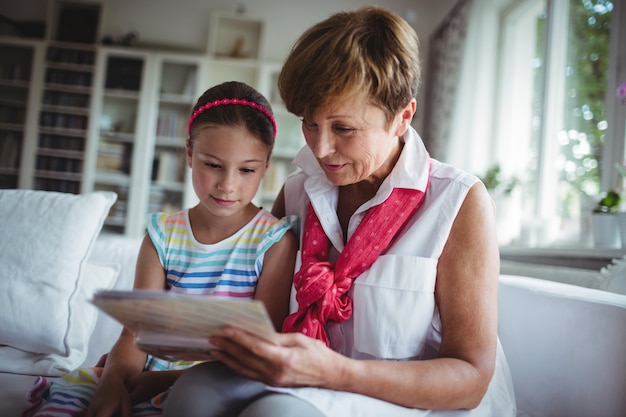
[164,6,516,417]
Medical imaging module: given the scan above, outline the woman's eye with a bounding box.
[334,125,354,134]
[301,118,316,130]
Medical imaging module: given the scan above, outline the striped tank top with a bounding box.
[143,208,296,371]
[147,208,296,299]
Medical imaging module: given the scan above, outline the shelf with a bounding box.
[44,61,95,72]
[37,147,83,159]
[151,181,186,192]
[40,104,90,115]
[39,126,88,136]
[155,136,186,148]
[104,89,141,100]
[43,83,93,94]
[208,12,265,60]
[0,122,25,132]
[95,171,131,186]
[100,131,136,143]
[0,79,31,88]
[34,170,82,181]
[0,167,19,175]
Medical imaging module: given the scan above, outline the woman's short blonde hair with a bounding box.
[278,6,420,124]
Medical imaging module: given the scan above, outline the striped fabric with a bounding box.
[24,208,296,416]
[147,209,296,298]
[23,367,163,417]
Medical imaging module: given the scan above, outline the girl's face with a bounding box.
[187,124,269,219]
[301,95,414,187]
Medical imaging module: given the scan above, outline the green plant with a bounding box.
[593,189,621,214]
[479,164,519,196]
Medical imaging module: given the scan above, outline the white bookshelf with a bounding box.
[2,10,305,234]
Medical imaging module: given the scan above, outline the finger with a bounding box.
[212,327,276,359]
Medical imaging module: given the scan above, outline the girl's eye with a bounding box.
[205,162,220,169]
[240,168,255,174]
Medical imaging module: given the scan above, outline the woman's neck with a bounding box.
[337,139,404,242]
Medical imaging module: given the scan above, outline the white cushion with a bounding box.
[0,190,117,374]
[0,262,119,376]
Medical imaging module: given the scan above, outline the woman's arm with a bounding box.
[270,186,286,219]
[331,181,499,409]
[211,182,499,410]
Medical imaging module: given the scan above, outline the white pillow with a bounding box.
[0,261,119,376]
[0,190,117,358]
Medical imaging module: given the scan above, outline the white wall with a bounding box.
[0,0,457,129]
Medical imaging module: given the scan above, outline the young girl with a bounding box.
[25,81,298,417]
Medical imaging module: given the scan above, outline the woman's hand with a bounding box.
[209,327,345,388]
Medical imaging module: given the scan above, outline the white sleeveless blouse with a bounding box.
[277,127,516,417]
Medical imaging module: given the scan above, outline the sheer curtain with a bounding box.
[422,0,512,175]
[422,0,473,162]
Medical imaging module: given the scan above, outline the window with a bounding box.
[493,0,625,247]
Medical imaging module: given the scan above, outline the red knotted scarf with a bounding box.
[282,186,428,346]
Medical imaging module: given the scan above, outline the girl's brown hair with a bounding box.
[188,81,275,152]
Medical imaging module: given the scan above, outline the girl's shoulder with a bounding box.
[242,208,298,246]
[148,210,188,232]
[249,208,297,233]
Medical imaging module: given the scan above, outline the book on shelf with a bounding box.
[90,289,278,362]
[156,150,184,183]
[97,141,126,172]
[156,110,185,138]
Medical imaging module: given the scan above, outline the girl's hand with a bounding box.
[86,374,132,417]
[127,370,182,404]
[209,327,345,388]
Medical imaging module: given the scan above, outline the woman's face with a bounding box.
[301,95,414,186]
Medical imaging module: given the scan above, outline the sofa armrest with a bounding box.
[498,274,626,417]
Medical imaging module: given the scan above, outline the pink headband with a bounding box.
[187,98,277,138]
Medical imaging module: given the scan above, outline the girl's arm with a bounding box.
[211,182,499,410]
[87,235,168,417]
[253,221,297,330]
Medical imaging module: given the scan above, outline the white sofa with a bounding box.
[1,190,625,417]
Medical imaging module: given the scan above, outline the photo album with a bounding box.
[91,290,278,361]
